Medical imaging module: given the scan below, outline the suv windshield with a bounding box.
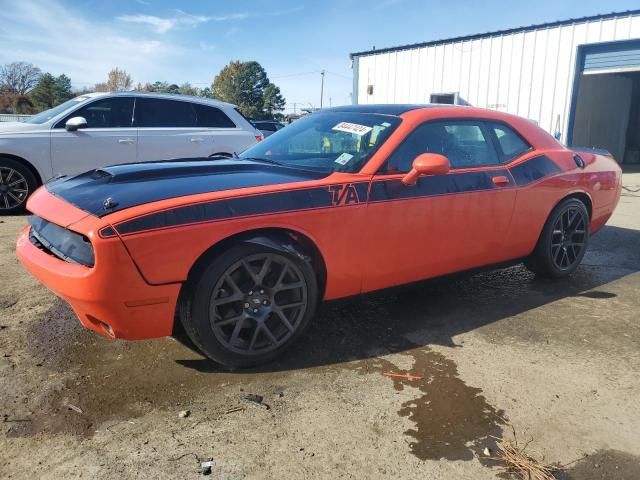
[239,112,401,173]
[26,96,90,124]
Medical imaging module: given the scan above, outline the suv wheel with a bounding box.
[0,158,37,214]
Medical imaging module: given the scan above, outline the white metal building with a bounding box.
[351,10,640,163]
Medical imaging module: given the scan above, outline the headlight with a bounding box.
[28,216,95,267]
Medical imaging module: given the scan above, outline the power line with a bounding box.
[324,70,351,79]
[270,70,322,79]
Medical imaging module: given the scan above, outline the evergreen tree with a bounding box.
[54,74,73,104]
[30,73,57,110]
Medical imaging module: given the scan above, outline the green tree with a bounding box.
[199,87,214,99]
[29,73,75,111]
[54,74,73,104]
[142,81,169,92]
[178,82,198,96]
[30,73,57,110]
[212,61,284,119]
[263,83,285,120]
[164,83,181,94]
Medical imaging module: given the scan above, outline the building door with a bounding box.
[568,39,640,164]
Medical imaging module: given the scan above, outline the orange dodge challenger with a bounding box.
[16,105,622,367]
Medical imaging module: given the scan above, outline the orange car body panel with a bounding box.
[16,106,622,340]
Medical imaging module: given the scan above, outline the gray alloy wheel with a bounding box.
[0,166,29,211]
[550,204,588,271]
[179,242,318,368]
[209,252,308,355]
[525,198,590,278]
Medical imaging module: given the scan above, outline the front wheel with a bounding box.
[525,198,590,278]
[179,243,318,368]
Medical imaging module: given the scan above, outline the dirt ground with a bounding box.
[1,174,640,479]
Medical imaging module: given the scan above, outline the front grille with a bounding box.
[28,216,95,267]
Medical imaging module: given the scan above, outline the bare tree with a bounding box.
[0,62,42,95]
[104,67,132,92]
[94,82,109,92]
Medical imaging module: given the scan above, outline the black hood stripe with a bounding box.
[47,159,330,217]
[113,155,561,235]
[116,183,369,235]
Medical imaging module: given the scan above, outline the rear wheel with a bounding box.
[0,158,37,214]
[179,242,318,368]
[525,198,590,278]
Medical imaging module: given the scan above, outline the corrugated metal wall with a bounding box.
[354,13,640,139]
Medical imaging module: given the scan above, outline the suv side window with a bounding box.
[490,123,531,162]
[193,104,235,128]
[54,97,134,129]
[384,120,499,173]
[134,98,197,128]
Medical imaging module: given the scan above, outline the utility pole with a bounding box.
[320,70,325,109]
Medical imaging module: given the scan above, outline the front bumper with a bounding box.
[16,225,181,340]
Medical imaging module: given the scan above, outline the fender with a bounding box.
[243,234,312,263]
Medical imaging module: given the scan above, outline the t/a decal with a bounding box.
[328,183,361,206]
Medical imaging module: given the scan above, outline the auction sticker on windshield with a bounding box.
[332,122,373,136]
[334,152,354,165]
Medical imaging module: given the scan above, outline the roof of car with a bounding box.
[320,104,459,116]
[80,91,237,109]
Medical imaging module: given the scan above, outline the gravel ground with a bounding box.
[1,173,639,479]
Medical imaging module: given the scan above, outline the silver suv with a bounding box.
[0,92,262,213]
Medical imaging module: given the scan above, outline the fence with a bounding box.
[0,114,32,122]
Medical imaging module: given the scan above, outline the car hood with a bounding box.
[46,158,330,217]
[0,121,45,134]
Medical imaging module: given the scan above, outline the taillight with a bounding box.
[255,134,264,142]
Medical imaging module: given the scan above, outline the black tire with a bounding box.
[524,198,590,278]
[0,157,37,214]
[179,242,318,368]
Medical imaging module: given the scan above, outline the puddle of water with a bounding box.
[11,301,287,437]
[357,347,504,461]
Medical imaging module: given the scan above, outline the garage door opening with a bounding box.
[569,39,640,166]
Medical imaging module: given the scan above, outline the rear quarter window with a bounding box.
[194,104,236,128]
[134,98,197,128]
[490,122,531,162]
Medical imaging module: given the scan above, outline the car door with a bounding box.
[362,119,519,292]
[50,97,136,176]
[134,97,215,162]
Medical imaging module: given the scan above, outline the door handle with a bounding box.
[190,137,204,143]
[492,175,510,187]
[118,138,135,144]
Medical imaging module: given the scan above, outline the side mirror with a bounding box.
[401,153,450,186]
[65,116,88,132]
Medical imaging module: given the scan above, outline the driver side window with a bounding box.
[384,120,499,173]
[54,97,135,129]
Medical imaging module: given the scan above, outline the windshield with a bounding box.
[239,112,401,173]
[25,96,91,124]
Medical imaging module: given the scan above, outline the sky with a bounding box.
[0,0,639,113]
